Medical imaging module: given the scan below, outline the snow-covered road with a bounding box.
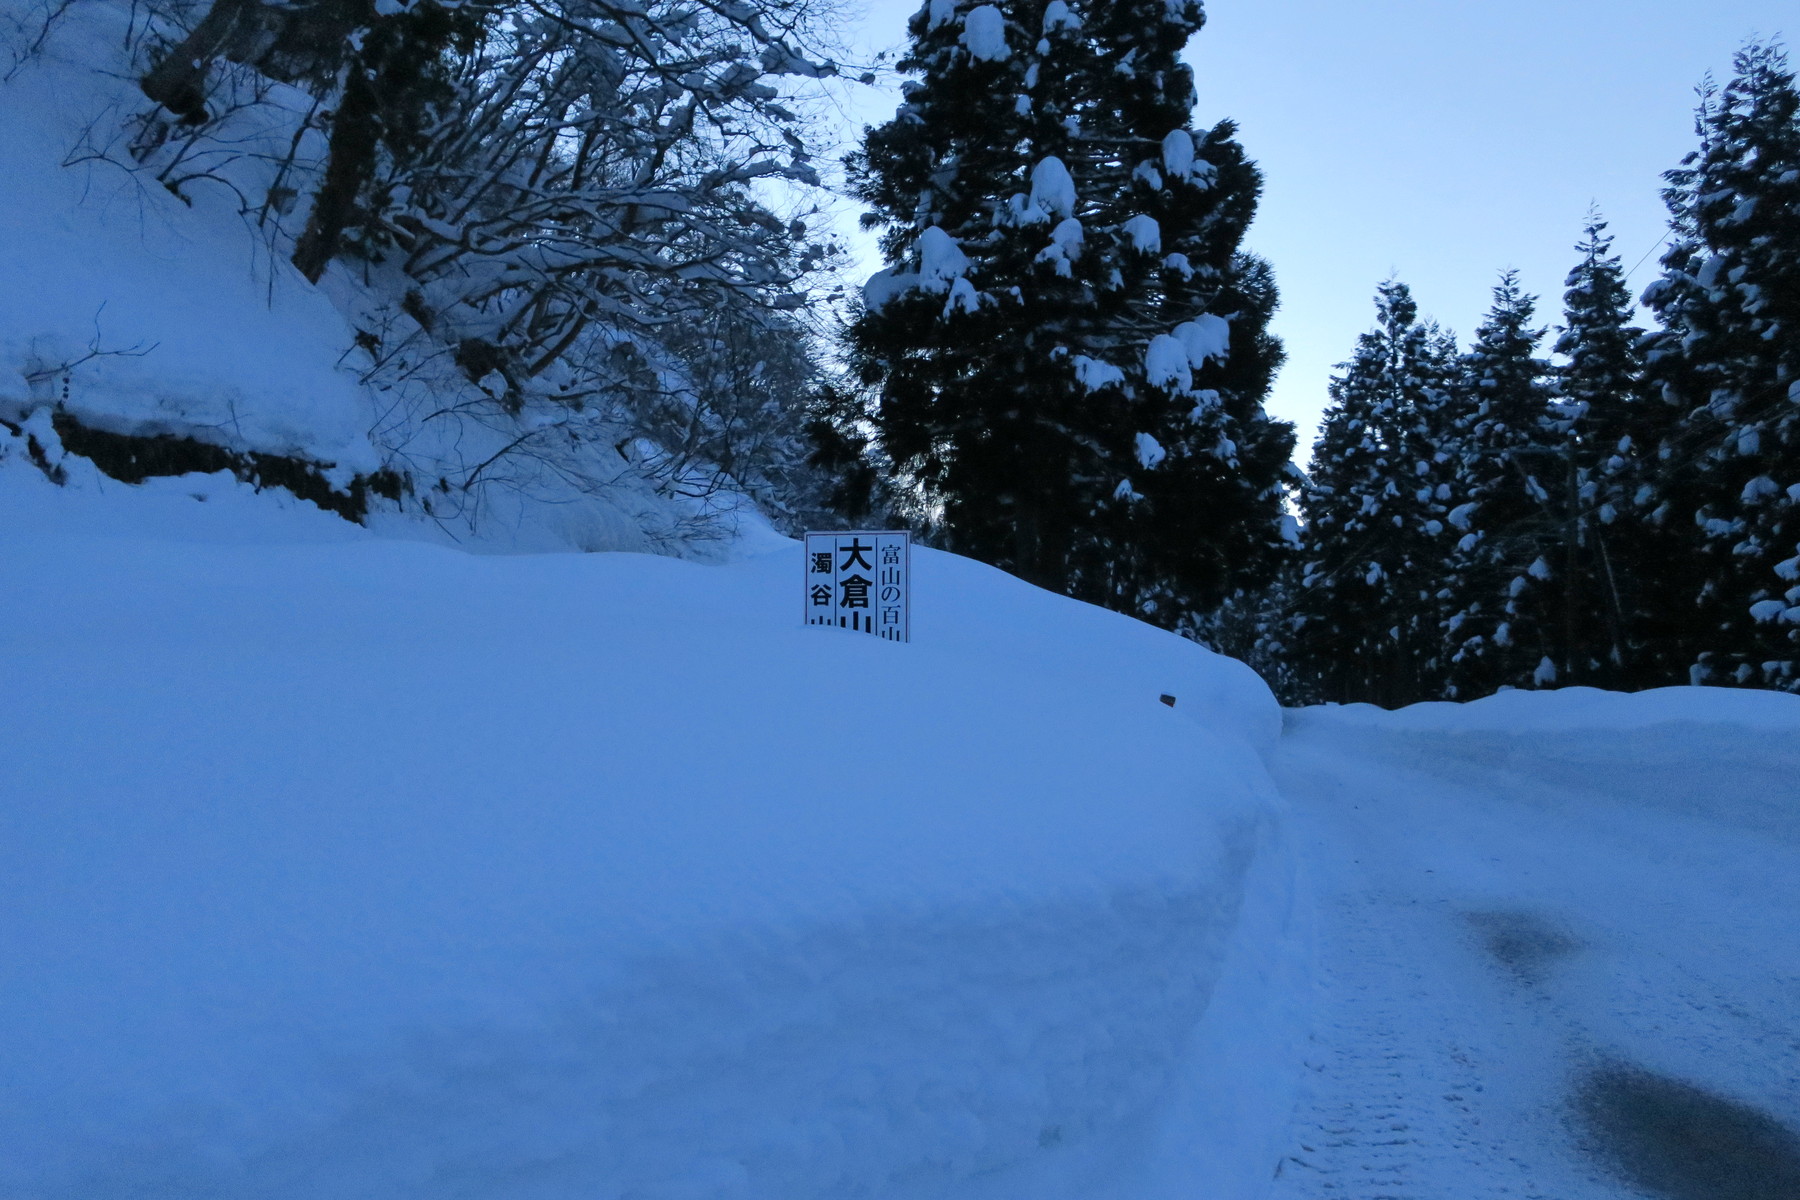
[1267,706,1800,1200]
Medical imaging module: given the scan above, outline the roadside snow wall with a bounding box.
[0,467,1302,1200]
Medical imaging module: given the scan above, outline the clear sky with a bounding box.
[827,0,1791,462]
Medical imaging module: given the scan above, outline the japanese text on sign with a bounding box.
[803,531,910,642]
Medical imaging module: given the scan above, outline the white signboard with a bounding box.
[804,531,911,642]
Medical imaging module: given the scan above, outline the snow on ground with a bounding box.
[8,3,1797,1195]
[1270,694,1800,1200]
[5,426,1798,1200]
[0,459,1303,1200]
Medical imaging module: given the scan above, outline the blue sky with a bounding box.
[830,0,1791,460]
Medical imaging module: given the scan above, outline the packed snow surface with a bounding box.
[1314,683,1800,734]
[1269,697,1800,1199]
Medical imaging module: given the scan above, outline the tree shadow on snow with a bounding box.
[1574,1062,1800,1200]
[1463,909,1582,985]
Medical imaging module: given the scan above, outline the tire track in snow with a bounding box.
[1266,741,1607,1200]
[1271,889,1527,1199]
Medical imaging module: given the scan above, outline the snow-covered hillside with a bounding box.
[1,18,1315,1193]
[4,10,1797,1191]
[1,0,827,558]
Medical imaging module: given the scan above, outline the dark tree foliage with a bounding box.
[1251,42,1799,707]
[848,0,1293,626]
[1438,271,1560,694]
[1551,214,1660,687]
[1289,280,1460,706]
[1641,41,1800,689]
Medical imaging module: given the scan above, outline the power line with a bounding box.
[1624,228,1674,282]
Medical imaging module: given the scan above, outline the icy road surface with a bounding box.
[1268,702,1800,1200]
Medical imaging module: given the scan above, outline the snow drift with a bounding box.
[0,460,1300,1199]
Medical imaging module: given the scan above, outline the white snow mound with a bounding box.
[0,468,1295,1200]
[1029,156,1077,220]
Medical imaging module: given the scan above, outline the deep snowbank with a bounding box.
[1286,683,1800,884]
[0,461,1296,1199]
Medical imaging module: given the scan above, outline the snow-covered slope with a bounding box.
[1,57,351,460]
[0,461,1303,1199]
[8,5,1796,1197]
[0,0,790,556]
[1,15,1311,1192]
[0,4,383,470]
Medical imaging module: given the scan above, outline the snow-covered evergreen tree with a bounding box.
[1641,41,1800,689]
[1550,213,1664,686]
[1197,573,1303,703]
[848,0,1293,622]
[1290,280,1460,705]
[1440,271,1560,694]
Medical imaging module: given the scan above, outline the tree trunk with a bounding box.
[139,0,272,124]
[291,62,382,283]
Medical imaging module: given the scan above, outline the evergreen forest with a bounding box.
[848,19,1800,704]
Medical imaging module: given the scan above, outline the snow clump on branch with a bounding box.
[1072,356,1126,392]
[1145,335,1192,392]
[1036,218,1084,276]
[1160,131,1214,185]
[961,6,1009,60]
[861,227,972,313]
[1173,315,1230,367]
[1029,157,1077,220]
[1122,215,1161,254]
[1042,1,1081,31]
